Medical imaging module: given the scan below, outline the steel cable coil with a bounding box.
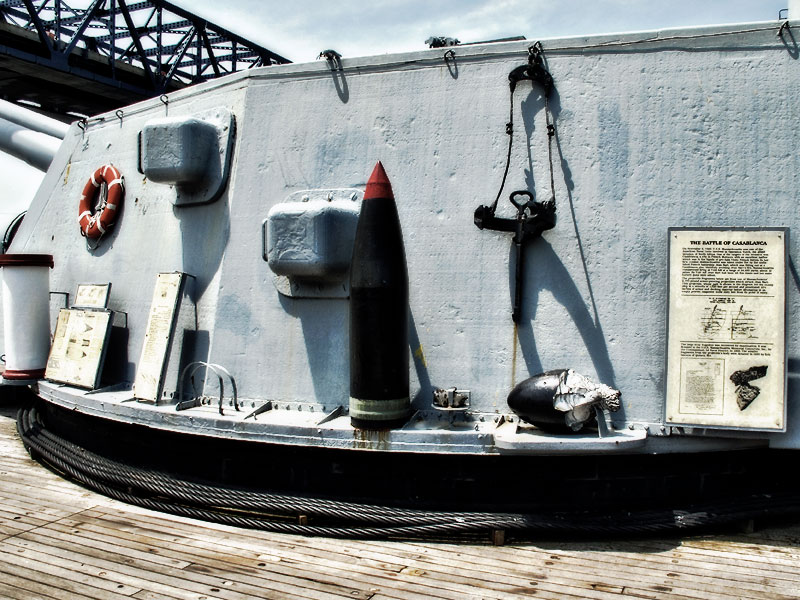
[16,404,800,540]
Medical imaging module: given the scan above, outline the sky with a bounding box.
[185,0,788,63]
[0,0,790,216]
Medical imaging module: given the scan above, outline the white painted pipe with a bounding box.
[0,117,62,172]
[0,100,70,139]
[0,254,54,381]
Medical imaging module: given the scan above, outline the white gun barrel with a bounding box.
[0,117,63,172]
[0,100,70,139]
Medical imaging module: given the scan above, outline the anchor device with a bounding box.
[474,42,557,323]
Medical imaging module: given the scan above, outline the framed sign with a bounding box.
[45,308,113,389]
[74,283,111,308]
[665,228,787,431]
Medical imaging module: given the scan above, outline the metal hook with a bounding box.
[160,94,169,106]
[779,8,789,20]
[444,49,456,62]
[318,49,342,70]
[778,20,790,38]
[528,41,545,65]
[77,119,87,131]
[115,109,124,123]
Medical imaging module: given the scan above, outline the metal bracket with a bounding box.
[176,361,238,415]
[317,405,346,425]
[432,387,471,411]
[265,188,363,299]
[85,382,133,395]
[506,42,553,95]
[244,401,273,420]
[474,190,556,322]
[140,107,235,206]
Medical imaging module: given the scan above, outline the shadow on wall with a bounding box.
[408,309,433,405]
[780,23,798,59]
[173,191,230,376]
[279,295,351,405]
[512,239,616,387]
[177,193,230,302]
[278,294,433,410]
[321,52,349,104]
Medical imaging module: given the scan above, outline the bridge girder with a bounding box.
[0,0,290,115]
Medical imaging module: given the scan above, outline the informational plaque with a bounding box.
[45,308,113,389]
[74,283,111,308]
[665,228,787,431]
[133,272,186,403]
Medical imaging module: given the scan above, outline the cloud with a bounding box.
[180,0,785,63]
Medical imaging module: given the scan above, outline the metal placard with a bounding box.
[45,308,113,389]
[665,228,787,431]
[133,272,186,402]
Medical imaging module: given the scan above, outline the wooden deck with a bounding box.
[1,397,800,600]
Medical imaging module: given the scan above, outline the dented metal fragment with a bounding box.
[508,369,621,432]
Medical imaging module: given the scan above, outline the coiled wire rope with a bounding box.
[16,403,800,540]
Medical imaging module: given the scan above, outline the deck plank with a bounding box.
[75,509,618,600]
[3,399,800,600]
[0,545,143,598]
[391,539,800,598]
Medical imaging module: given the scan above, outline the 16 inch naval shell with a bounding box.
[349,162,410,429]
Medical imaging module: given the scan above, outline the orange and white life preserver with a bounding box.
[78,164,124,239]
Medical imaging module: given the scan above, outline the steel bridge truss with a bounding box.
[0,0,290,94]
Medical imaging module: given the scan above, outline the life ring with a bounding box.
[78,164,124,239]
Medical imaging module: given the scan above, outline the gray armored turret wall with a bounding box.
[12,20,800,452]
